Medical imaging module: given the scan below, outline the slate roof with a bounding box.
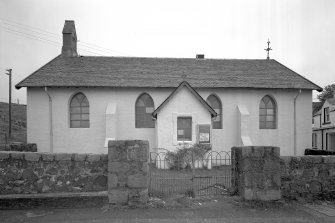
[15,55,322,91]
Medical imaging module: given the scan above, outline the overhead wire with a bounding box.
[0,18,132,56]
[0,18,59,38]
[1,26,105,56]
[0,18,135,91]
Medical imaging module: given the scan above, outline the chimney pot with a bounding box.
[62,20,78,57]
[196,54,205,59]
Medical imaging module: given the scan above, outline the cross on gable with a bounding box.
[264,39,272,60]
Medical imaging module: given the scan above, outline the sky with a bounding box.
[0,0,334,104]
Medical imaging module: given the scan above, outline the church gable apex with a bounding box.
[152,81,217,118]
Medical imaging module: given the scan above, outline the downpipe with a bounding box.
[44,87,53,153]
[293,89,302,155]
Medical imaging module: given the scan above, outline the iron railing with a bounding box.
[149,150,231,197]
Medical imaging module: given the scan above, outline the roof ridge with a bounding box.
[77,55,270,61]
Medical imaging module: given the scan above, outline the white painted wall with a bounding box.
[197,88,312,156]
[27,87,171,153]
[156,86,212,151]
[27,87,312,155]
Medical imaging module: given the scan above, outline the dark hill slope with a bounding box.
[0,102,26,143]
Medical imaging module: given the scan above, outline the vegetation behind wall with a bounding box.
[0,102,27,146]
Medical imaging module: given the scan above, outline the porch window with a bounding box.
[177,117,192,141]
[135,93,155,128]
[70,92,89,128]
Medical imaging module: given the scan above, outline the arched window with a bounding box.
[70,92,89,128]
[135,93,155,128]
[206,94,222,129]
[259,95,276,129]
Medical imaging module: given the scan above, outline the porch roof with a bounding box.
[152,81,217,118]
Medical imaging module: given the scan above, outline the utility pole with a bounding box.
[6,69,12,139]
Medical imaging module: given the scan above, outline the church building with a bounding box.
[16,21,322,156]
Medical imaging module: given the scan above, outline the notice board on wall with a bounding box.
[197,124,210,143]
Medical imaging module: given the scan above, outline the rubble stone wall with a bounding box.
[0,152,107,194]
[280,156,335,200]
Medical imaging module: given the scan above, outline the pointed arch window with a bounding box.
[70,92,89,128]
[135,93,155,128]
[259,95,276,129]
[206,94,222,129]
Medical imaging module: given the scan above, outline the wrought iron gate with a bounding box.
[149,150,231,197]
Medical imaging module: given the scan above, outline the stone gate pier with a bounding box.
[108,140,149,206]
[232,146,281,201]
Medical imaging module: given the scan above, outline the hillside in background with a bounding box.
[0,102,26,144]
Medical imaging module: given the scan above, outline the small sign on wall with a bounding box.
[197,124,210,143]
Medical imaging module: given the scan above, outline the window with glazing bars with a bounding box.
[177,117,192,141]
[135,93,155,128]
[324,107,330,123]
[70,93,89,128]
[206,94,222,129]
[259,95,276,129]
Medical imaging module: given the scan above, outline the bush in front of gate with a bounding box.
[165,143,211,169]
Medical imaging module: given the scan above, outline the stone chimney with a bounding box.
[61,20,78,57]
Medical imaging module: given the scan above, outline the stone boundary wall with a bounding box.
[108,140,149,207]
[232,146,281,201]
[0,152,107,194]
[280,156,335,200]
[0,143,37,152]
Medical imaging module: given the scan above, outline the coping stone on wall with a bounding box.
[73,154,87,162]
[280,156,292,164]
[54,153,72,161]
[0,152,10,160]
[25,153,41,162]
[323,156,335,164]
[301,156,323,164]
[87,154,101,163]
[10,152,24,160]
[41,153,55,161]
